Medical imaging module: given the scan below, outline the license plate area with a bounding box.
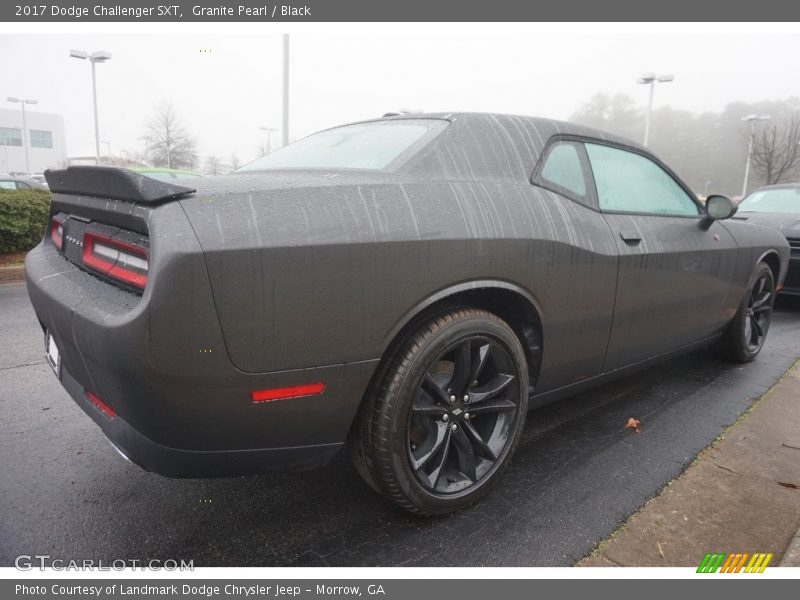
[45,331,61,379]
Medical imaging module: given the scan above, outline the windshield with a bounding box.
[739,187,800,214]
[238,119,447,172]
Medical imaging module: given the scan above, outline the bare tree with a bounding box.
[204,155,226,176]
[142,102,198,169]
[750,116,800,185]
[256,142,269,157]
[228,153,241,172]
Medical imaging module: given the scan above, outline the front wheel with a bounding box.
[717,262,775,363]
[349,308,529,515]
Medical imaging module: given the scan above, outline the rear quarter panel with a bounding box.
[181,180,619,393]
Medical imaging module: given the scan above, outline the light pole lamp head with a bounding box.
[69,49,88,60]
[637,73,656,84]
[657,74,674,82]
[24,99,38,105]
[7,97,20,103]
[90,51,112,63]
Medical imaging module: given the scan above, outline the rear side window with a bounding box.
[238,119,448,172]
[586,143,699,216]
[537,141,588,199]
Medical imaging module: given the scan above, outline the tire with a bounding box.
[717,261,776,363]
[348,307,529,515]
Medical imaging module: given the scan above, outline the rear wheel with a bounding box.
[717,262,775,363]
[349,308,529,515]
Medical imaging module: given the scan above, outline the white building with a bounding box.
[0,108,67,174]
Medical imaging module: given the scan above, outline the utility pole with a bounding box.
[637,73,674,146]
[282,34,290,147]
[7,97,37,173]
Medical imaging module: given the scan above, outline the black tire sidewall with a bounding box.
[725,262,775,362]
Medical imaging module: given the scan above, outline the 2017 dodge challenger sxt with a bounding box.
[26,113,790,514]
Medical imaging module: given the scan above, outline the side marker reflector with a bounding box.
[86,391,116,419]
[251,382,326,403]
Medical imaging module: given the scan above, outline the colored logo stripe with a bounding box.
[697,552,773,573]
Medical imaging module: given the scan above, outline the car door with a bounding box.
[584,141,738,372]
[530,139,619,392]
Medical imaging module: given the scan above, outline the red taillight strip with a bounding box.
[82,230,148,290]
[50,216,64,250]
[251,382,326,404]
[86,391,116,419]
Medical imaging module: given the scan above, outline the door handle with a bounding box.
[619,231,642,245]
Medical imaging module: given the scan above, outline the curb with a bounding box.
[780,528,800,566]
[0,266,25,283]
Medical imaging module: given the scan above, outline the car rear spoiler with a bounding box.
[44,166,196,204]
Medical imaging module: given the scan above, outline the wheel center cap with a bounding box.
[451,407,463,418]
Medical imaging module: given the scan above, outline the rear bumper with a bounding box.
[60,365,343,476]
[25,236,378,477]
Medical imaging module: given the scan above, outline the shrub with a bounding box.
[0,189,52,254]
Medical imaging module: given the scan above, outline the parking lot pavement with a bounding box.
[1,281,800,567]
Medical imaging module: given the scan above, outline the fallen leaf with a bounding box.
[777,481,799,490]
[625,417,641,433]
[657,542,665,559]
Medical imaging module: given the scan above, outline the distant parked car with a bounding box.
[736,183,800,295]
[29,174,49,189]
[130,167,203,181]
[0,175,46,190]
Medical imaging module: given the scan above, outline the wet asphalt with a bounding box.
[1,281,799,567]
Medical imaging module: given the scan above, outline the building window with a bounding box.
[30,129,53,149]
[0,127,23,147]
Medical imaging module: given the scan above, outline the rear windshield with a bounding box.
[238,119,447,172]
[739,187,800,214]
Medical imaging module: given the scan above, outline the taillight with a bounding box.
[50,216,64,250]
[82,231,149,290]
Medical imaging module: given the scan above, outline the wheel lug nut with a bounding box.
[442,414,449,422]
[451,423,458,431]
[463,394,470,403]
[449,395,456,403]
[465,412,471,420]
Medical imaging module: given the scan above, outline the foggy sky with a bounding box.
[2,32,800,164]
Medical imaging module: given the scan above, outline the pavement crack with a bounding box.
[782,443,800,452]
[716,464,737,474]
[0,361,43,371]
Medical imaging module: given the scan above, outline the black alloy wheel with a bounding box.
[407,335,521,494]
[743,270,774,353]
[348,307,530,515]
[717,261,776,363]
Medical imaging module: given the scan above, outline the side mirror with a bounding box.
[701,195,736,230]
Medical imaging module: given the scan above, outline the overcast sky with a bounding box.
[2,33,800,164]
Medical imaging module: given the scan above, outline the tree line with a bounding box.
[570,94,800,197]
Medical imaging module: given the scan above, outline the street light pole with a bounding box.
[282,34,290,147]
[741,114,771,197]
[7,97,38,174]
[260,126,277,154]
[637,73,674,146]
[70,49,112,165]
